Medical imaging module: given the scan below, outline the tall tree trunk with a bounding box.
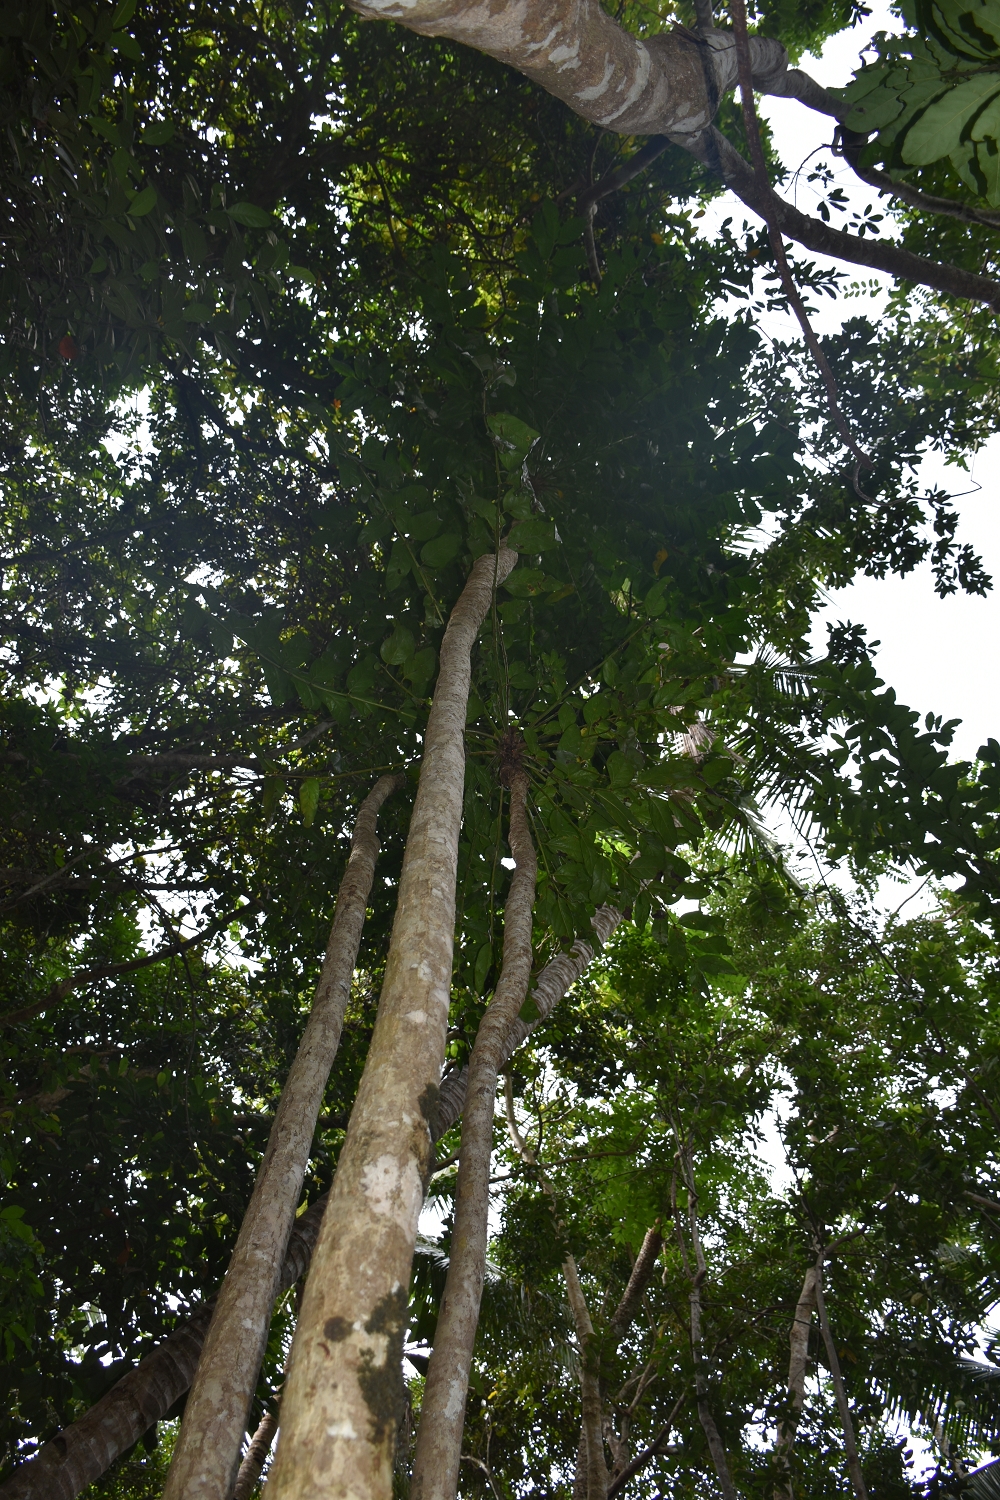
[0,1192,327,1500]
[0,896,609,1500]
[673,1146,739,1500]
[232,1403,280,1500]
[410,768,536,1500]
[813,1251,869,1500]
[772,1264,818,1500]
[504,1076,609,1500]
[163,773,403,1500]
[265,547,516,1500]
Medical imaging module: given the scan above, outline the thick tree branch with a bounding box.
[677,125,1000,308]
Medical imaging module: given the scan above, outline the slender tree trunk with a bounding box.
[813,1250,869,1500]
[411,768,537,1500]
[673,1147,739,1500]
[232,1404,279,1500]
[0,897,609,1500]
[265,548,516,1500]
[607,1225,664,1351]
[0,1200,329,1500]
[163,773,403,1500]
[504,1076,609,1500]
[772,1264,818,1500]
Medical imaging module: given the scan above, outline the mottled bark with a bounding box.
[1,895,608,1500]
[232,1406,279,1500]
[813,1251,869,1500]
[504,1077,608,1500]
[163,773,403,1500]
[0,1202,325,1500]
[266,548,516,1500]
[349,0,785,138]
[411,770,537,1500]
[772,1265,818,1500]
[347,0,1000,310]
[434,904,622,1141]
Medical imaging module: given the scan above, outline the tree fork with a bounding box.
[410,765,537,1500]
[265,547,516,1500]
[162,772,404,1500]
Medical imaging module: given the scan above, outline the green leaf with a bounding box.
[113,31,142,58]
[977,137,1000,201]
[486,412,540,468]
[227,202,273,228]
[508,518,559,552]
[299,777,320,827]
[128,185,157,217]
[902,76,1000,164]
[111,0,138,25]
[405,510,443,542]
[287,265,316,283]
[606,750,635,788]
[381,624,415,666]
[404,646,437,695]
[502,567,546,598]
[474,943,493,994]
[183,303,214,323]
[420,532,461,568]
[262,776,284,826]
[142,120,175,145]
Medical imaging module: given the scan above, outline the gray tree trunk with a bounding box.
[163,773,403,1500]
[410,769,537,1500]
[265,548,516,1500]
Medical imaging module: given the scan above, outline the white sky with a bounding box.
[700,3,1000,765]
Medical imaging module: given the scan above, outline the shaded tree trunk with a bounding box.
[772,1264,818,1500]
[232,1404,279,1500]
[504,1076,608,1500]
[0,1201,325,1500]
[265,547,516,1500]
[813,1250,869,1500]
[410,767,537,1500]
[163,773,403,1500]
[0,895,611,1500]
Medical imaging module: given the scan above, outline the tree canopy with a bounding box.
[2,0,1000,1496]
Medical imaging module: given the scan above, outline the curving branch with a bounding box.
[344,0,1000,309]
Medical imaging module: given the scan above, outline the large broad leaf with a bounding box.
[902,74,1000,163]
[227,201,272,227]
